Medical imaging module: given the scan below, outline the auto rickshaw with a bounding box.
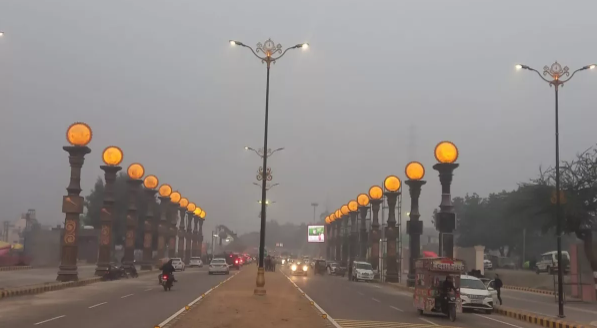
[313,259,327,275]
[413,257,464,322]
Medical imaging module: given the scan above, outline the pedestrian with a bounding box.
[494,273,503,305]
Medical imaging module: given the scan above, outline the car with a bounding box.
[483,259,493,270]
[189,257,203,268]
[535,251,570,274]
[479,278,499,305]
[291,261,309,276]
[460,274,494,314]
[171,258,185,271]
[208,258,230,275]
[326,261,346,276]
[351,261,374,282]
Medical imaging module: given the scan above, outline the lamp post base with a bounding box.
[57,266,79,282]
[254,267,266,296]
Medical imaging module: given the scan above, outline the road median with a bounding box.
[494,305,592,328]
[0,265,32,272]
[160,266,330,328]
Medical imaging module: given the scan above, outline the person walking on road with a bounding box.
[494,274,503,305]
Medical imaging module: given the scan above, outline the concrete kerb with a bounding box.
[0,266,32,272]
[0,269,156,300]
[154,271,241,328]
[280,270,342,328]
[382,282,588,328]
[503,284,555,295]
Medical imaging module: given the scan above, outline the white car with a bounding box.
[351,261,374,282]
[460,275,493,314]
[208,258,230,275]
[189,257,203,268]
[484,259,493,270]
[171,258,185,271]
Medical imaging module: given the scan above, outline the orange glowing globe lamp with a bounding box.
[193,208,201,216]
[102,146,123,166]
[179,198,189,208]
[66,122,92,146]
[187,202,196,212]
[434,141,459,164]
[405,161,425,180]
[170,191,181,204]
[158,184,172,197]
[341,205,350,216]
[143,175,159,189]
[199,210,206,219]
[348,200,358,212]
[357,193,370,207]
[384,175,401,192]
[127,163,145,180]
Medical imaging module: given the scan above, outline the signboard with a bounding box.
[307,225,325,243]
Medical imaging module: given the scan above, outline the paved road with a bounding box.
[284,267,542,328]
[0,265,97,289]
[0,267,229,328]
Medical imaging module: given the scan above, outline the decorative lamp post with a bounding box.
[198,209,206,258]
[516,62,595,318]
[357,193,370,260]
[348,200,359,268]
[335,209,342,262]
[405,161,426,287]
[177,197,189,258]
[325,216,331,259]
[383,175,401,283]
[141,174,159,270]
[95,146,123,277]
[157,184,172,260]
[123,163,144,269]
[185,202,197,263]
[340,205,350,265]
[168,191,182,258]
[230,38,308,296]
[193,207,202,257]
[57,123,92,282]
[368,185,383,270]
[432,141,459,259]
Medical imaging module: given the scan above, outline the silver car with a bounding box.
[209,258,230,275]
[171,258,185,271]
[189,257,203,268]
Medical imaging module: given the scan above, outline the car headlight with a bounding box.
[303,265,308,271]
[291,265,297,271]
[282,260,285,264]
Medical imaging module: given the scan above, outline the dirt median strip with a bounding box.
[163,267,331,328]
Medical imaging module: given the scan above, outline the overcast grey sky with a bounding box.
[0,0,596,235]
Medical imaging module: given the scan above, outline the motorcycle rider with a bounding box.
[438,275,457,312]
[160,259,177,283]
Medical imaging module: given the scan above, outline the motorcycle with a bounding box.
[125,265,138,278]
[431,295,457,322]
[161,273,174,291]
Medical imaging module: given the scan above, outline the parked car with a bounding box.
[350,261,374,282]
[208,258,230,275]
[326,261,346,277]
[189,257,203,268]
[479,278,499,305]
[171,258,185,271]
[535,251,570,274]
[483,259,493,270]
[460,275,494,314]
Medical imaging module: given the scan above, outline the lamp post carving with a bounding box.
[405,162,426,287]
[383,175,401,283]
[230,38,308,296]
[124,163,144,270]
[168,191,181,258]
[432,141,459,259]
[58,123,92,282]
[516,62,596,318]
[357,194,370,261]
[141,175,158,270]
[368,186,383,271]
[157,184,172,260]
[95,146,123,276]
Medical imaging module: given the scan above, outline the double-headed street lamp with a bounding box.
[230,38,308,296]
[244,146,284,159]
[516,61,595,318]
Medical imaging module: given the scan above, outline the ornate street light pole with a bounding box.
[357,193,370,261]
[168,191,181,258]
[340,206,350,265]
[124,163,144,270]
[185,202,197,263]
[95,146,123,277]
[58,123,92,282]
[325,216,331,259]
[433,141,459,259]
[334,210,342,262]
[383,175,402,283]
[230,38,308,296]
[141,175,159,270]
[516,61,596,318]
[348,200,359,271]
[244,146,284,159]
[368,186,383,270]
[192,207,202,257]
[157,184,172,260]
[177,198,189,258]
[198,209,206,258]
[405,162,426,287]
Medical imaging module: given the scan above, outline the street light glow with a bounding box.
[515,64,523,70]
[589,65,596,69]
[229,40,237,46]
[301,43,309,49]
[0,31,4,37]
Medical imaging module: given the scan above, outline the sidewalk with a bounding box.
[169,267,330,328]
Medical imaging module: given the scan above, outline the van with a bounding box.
[535,251,570,274]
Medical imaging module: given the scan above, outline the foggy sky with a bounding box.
[0,0,596,236]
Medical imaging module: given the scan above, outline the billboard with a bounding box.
[307,225,325,243]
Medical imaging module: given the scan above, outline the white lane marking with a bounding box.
[34,315,66,325]
[357,291,364,296]
[371,297,381,303]
[390,305,404,312]
[419,318,439,326]
[120,294,134,299]
[88,302,107,309]
[474,314,524,328]
[144,288,153,292]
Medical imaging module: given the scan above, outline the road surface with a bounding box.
[285,268,544,328]
[0,265,97,289]
[0,267,228,328]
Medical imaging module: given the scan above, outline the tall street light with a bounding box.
[383,175,402,283]
[95,146,123,276]
[516,61,596,318]
[141,174,159,270]
[58,123,92,282]
[348,200,359,272]
[405,162,426,287]
[199,210,206,258]
[185,202,197,264]
[157,184,172,259]
[230,38,308,296]
[334,209,342,262]
[178,198,189,258]
[311,202,319,223]
[325,216,332,259]
[433,141,459,258]
[168,191,182,258]
[124,163,144,270]
[357,193,370,261]
[368,186,383,270]
[245,146,284,158]
[340,205,350,265]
